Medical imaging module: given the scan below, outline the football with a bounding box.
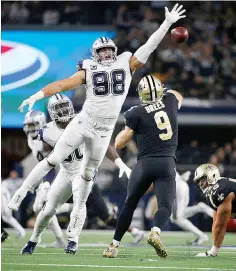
[171,27,188,43]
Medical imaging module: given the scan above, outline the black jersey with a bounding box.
[205,178,236,218]
[124,92,179,160]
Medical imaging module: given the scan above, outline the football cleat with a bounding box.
[103,243,119,258]
[1,230,9,243]
[21,241,37,254]
[8,189,28,211]
[64,241,78,255]
[132,230,145,244]
[147,230,168,258]
[189,234,209,246]
[196,251,216,257]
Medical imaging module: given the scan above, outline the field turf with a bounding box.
[2,229,236,271]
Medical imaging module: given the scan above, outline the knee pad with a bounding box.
[81,167,94,181]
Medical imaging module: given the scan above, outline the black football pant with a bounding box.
[114,157,176,242]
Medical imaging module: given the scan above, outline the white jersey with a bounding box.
[27,136,45,161]
[79,52,133,120]
[39,120,83,173]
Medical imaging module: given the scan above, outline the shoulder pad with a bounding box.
[118,51,132,60]
[125,105,138,115]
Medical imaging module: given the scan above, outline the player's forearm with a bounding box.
[212,222,227,248]
[115,131,130,149]
[134,19,172,64]
[106,145,120,162]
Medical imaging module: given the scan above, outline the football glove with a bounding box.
[165,3,186,24]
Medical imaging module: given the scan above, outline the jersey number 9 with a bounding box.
[92,69,125,96]
[154,111,173,141]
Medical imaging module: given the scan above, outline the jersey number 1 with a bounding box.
[92,69,125,96]
[154,111,173,141]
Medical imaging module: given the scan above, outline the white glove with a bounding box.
[165,3,186,24]
[119,166,132,179]
[18,91,44,112]
[115,158,132,179]
[196,251,216,257]
[18,97,36,112]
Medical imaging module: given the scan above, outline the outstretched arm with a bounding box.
[19,70,86,112]
[106,145,132,179]
[129,3,186,72]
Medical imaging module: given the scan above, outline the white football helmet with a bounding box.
[91,37,117,66]
[137,75,164,104]
[47,94,74,122]
[23,110,46,138]
[194,164,221,193]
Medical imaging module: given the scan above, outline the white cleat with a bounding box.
[190,234,209,246]
[132,230,145,244]
[8,189,28,211]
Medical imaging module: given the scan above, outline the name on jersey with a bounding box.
[145,101,165,113]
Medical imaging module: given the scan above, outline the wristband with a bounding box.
[114,158,126,169]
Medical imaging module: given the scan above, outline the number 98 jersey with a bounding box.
[38,120,84,174]
[78,52,133,119]
[124,92,179,160]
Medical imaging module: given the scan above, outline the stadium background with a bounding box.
[1,1,236,233]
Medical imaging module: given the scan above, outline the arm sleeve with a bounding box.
[124,107,139,131]
[134,20,171,64]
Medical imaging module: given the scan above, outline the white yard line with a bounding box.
[3,263,236,271]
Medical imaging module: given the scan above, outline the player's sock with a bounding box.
[30,211,50,243]
[174,218,204,237]
[197,202,214,217]
[113,204,135,242]
[112,239,120,246]
[152,226,161,235]
[153,205,170,229]
[48,216,65,243]
[56,203,73,214]
[22,159,53,192]
[7,217,25,237]
[67,204,87,243]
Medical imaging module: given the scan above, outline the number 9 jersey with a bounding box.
[77,52,133,120]
[124,92,179,160]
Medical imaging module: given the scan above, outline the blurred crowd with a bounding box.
[2,1,236,99]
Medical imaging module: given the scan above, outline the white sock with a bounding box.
[131,227,139,236]
[67,204,87,243]
[112,239,120,246]
[183,206,203,219]
[174,218,204,237]
[152,227,161,234]
[22,159,53,193]
[7,217,25,236]
[30,210,51,243]
[56,203,73,214]
[198,202,214,218]
[48,216,64,242]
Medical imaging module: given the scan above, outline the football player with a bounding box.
[194,164,236,257]
[20,94,142,255]
[23,110,66,247]
[145,171,213,245]
[1,181,25,239]
[11,4,186,246]
[103,75,183,258]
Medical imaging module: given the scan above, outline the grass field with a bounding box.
[2,229,236,271]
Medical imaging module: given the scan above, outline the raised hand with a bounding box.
[165,3,186,24]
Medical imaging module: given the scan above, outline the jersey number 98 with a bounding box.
[92,69,125,96]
